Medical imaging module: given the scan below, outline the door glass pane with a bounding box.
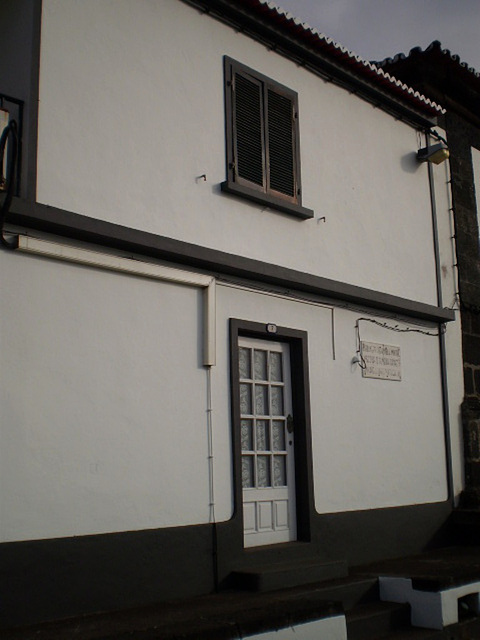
[273,456,287,486]
[242,456,254,488]
[255,385,268,415]
[270,351,283,382]
[272,420,286,451]
[241,419,253,451]
[271,386,284,415]
[240,383,252,415]
[256,420,269,451]
[239,347,251,379]
[254,349,268,380]
[257,455,271,487]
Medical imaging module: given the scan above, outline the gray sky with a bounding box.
[272,0,480,71]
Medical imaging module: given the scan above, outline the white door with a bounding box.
[238,337,296,547]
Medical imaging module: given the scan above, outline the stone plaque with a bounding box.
[360,341,401,381]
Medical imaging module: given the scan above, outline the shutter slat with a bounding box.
[235,73,264,187]
[267,90,295,197]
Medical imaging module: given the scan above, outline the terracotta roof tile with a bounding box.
[376,40,480,80]
[244,0,445,115]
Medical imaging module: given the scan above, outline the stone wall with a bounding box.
[446,110,480,505]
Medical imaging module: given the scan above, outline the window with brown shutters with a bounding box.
[222,57,313,220]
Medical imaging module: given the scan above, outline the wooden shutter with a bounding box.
[234,72,265,188]
[267,89,296,198]
[224,58,309,215]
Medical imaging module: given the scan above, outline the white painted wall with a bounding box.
[1,241,462,542]
[37,0,438,305]
[0,249,209,542]
[2,1,464,543]
[247,614,347,640]
[214,284,450,515]
[432,153,465,501]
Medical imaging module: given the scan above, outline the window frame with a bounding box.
[222,57,314,220]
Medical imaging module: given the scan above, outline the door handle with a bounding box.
[287,414,294,433]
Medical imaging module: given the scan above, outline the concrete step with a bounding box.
[450,509,480,545]
[3,573,377,640]
[346,601,410,640]
[374,615,480,638]
[300,575,379,610]
[347,598,480,639]
[353,547,480,633]
[379,575,480,630]
[354,546,480,591]
[3,590,344,640]
[5,573,480,640]
[230,558,347,591]
[373,629,444,639]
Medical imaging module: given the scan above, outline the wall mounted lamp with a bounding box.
[417,142,450,165]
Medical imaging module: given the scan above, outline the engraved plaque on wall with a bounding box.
[360,341,401,381]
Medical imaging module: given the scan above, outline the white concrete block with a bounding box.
[245,614,347,639]
[380,576,480,630]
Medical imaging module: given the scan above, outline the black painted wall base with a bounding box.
[1,525,214,629]
[1,501,453,630]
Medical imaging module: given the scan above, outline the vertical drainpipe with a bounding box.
[426,131,455,505]
[204,282,219,590]
[206,364,219,591]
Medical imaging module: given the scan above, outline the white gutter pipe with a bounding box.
[16,235,216,366]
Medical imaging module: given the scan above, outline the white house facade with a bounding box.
[0,0,464,629]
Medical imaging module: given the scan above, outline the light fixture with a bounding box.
[417,142,450,164]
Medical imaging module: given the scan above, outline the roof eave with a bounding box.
[184,0,440,128]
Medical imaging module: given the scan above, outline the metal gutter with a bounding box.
[425,133,455,503]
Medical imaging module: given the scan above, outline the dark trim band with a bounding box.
[1,500,453,629]
[9,197,454,323]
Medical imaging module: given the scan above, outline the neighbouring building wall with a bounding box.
[460,144,480,504]
[0,0,40,200]
[36,0,438,306]
[444,117,480,506]
[446,113,480,318]
[473,147,480,240]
